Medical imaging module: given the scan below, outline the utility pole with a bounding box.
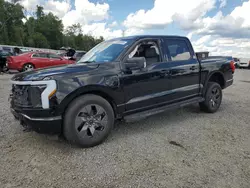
[122,30,125,37]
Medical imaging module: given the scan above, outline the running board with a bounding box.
[124,97,204,122]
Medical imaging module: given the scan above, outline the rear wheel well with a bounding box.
[208,73,225,89]
[23,62,35,68]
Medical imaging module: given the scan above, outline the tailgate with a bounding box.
[201,56,233,64]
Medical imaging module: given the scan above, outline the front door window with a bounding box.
[128,41,161,67]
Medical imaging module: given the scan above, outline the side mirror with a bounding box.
[124,57,146,70]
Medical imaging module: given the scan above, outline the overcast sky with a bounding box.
[7,0,250,58]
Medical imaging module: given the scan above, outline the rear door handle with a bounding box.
[190,66,197,71]
[160,70,171,77]
[161,70,171,74]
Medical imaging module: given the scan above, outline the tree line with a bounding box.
[0,0,104,51]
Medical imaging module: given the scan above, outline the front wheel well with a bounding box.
[208,72,225,89]
[62,90,118,119]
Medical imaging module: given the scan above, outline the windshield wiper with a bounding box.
[78,60,96,64]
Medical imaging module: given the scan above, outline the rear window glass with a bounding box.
[76,52,85,57]
[18,52,31,56]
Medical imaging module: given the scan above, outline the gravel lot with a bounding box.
[0,70,250,188]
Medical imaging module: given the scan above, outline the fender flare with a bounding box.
[57,85,119,117]
[202,71,225,95]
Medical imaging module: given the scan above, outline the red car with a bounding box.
[7,52,75,72]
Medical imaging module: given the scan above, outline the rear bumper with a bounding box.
[11,108,62,134]
[239,63,250,68]
[7,62,23,71]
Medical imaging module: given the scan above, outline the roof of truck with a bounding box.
[109,35,189,41]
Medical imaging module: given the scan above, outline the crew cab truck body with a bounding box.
[10,35,235,147]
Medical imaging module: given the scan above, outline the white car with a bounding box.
[233,58,240,68]
[239,58,250,68]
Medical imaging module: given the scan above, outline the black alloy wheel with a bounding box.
[200,82,222,113]
[209,87,222,110]
[64,94,114,147]
[75,104,107,138]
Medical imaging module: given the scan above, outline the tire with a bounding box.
[22,63,34,72]
[199,82,222,113]
[63,94,115,148]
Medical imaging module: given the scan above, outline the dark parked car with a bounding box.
[0,51,12,72]
[72,51,86,61]
[59,49,86,61]
[59,48,76,59]
[10,35,235,147]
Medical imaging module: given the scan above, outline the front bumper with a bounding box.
[11,108,62,134]
[10,79,61,134]
[225,78,233,88]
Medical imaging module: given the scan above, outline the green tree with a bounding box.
[36,5,44,19]
[0,0,25,45]
[0,1,104,50]
[31,32,49,48]
[66,23,82,36]
[35,12,64,49]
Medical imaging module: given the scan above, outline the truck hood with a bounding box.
[11,63,100,81]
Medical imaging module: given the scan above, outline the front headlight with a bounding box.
[11,80,57,109]
[43,76,54,81]
[28,85,46,108]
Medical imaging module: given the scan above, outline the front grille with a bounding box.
[11,85,45,108]
[11,85,31,107]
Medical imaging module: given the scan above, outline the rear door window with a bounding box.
[39,53,48,58]
[32,53,40,58]
[165,39,191,61]
[32,53,48,58]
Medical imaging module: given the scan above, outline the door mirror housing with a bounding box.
[124,57,146,70]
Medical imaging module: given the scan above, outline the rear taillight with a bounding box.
[230,61,235,73]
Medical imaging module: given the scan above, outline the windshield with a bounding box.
[78,39,134,63]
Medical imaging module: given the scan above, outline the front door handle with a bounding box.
[160,70,171,77]
[161,70,170,74]
[190,66,197,71]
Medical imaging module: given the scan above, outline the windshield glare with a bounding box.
[78,39,133,63]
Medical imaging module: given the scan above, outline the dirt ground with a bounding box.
[0,70,250,188]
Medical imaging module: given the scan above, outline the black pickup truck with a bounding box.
[10,35,235,147]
